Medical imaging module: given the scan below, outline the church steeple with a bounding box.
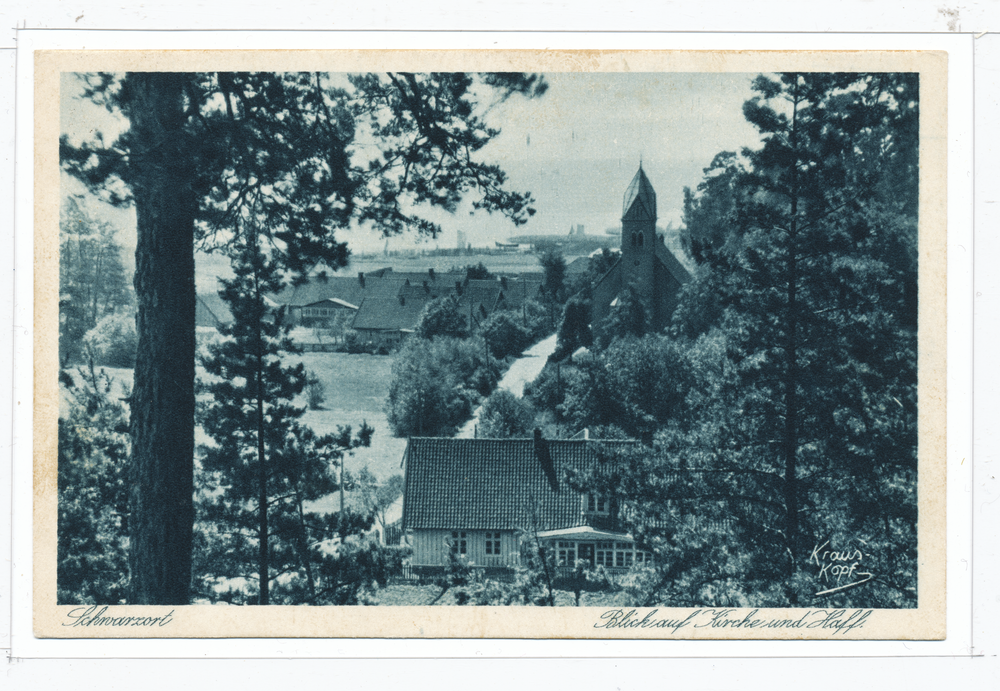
[622,165,657,222]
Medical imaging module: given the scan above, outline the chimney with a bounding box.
[358,272,366,288]
[534,428,559,491]
[428,268,436,281]
[455,281,463,296]
[422,280,430,294]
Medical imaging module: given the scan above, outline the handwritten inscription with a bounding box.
[810,539,874,596]
[63,605,175,628]
[595,608,872,635]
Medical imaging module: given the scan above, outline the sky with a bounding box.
[60,71,763,258]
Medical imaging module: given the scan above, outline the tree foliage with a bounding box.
[599,282,649,348]
[415,294,468,340]
[82,312,138,368]
[539,249,567,304]
[61,70,546,603]
[59,197,134,367]
[480,310,532,359]
[610,73,920,607]
[386,336,499,437]
[552,295,593,361]
[57,364,131,605]
[196,226,388,605]
[477,389,536,439]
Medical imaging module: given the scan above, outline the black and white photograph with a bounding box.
[35,49,947,638]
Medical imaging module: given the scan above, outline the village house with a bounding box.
[399,430,652,577]
[591,165,691,344]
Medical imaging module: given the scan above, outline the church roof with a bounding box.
[622,166,657,222]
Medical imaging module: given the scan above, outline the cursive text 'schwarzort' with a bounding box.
[63,605,175,627]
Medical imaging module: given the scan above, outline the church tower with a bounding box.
[620,164,657,304]
[589,163,689,347]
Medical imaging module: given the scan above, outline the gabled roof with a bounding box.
[402,436,637,532]
[565,256,591,276]
[497,277,543,309]
[622,166,657,222]
[381,270,466,287]
[271,275,368,308]
[655,242,692,286]
[351,294,430,331]
[457,279,503,315]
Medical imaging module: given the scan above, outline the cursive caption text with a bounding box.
[594,608,872,635]
[63,605,175,628]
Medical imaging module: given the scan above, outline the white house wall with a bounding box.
[409,529,520,568]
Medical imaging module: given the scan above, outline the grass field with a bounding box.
[71,350,405,486]
[291,351,406,484]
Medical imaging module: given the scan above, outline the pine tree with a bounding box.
[615,73,919,607]
[57,363,131,604]
[197,222,376,605]
[61,71,546,603]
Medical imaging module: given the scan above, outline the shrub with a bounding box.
[82,311,137,368]
[386,336,497,437]
[481,312,531,359]
[305,373,326,410]
[477,389,535,438]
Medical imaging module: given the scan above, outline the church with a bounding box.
[590,165,691,343]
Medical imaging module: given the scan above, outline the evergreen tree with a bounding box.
[57,363,131,604]
[616,73,919,607]
[59,196,134,367]
[552,296,592,361]
[61,71,546,603]
[197,222,376,605]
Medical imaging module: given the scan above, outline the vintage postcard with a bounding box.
[32,48,947,639]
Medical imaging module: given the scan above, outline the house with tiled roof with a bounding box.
[400,431,652,574]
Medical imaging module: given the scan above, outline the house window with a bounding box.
[450,531,467,555]
[595,541,614,567]
[485,532,502,555]
[585,494,609,515]
[557,541,576,567]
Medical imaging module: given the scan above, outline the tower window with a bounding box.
[637,233,644,247]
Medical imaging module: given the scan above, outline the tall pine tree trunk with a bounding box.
[125,73,196,605]
[783,77,801,575]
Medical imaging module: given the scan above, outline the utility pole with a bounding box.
[338,452,346,535]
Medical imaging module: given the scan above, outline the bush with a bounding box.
[305,373,325,410]
[477,389,535,438]
[520,299,552,341]
[386,336,498,437]
[481,311,531,359]
[83,312,137,368]
[416,295,468,339]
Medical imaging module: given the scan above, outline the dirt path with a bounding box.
[456,333,558,438]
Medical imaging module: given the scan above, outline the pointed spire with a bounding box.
[622,165,657,222]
